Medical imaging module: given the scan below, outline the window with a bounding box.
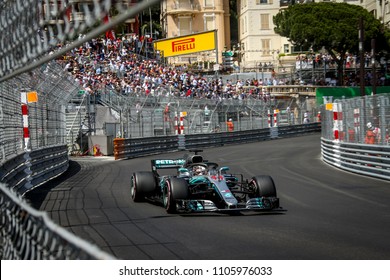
[205,0,214,7]
[177,0,192,9]
[260,14,269,30]
[262,39,271,55]
[284,44,290,53]
[204,14,215,31]
[256,0,269,4]
[178,17,191,36]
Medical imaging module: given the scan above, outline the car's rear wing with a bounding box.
[151,159,186,171]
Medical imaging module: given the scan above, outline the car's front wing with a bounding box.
[175,197,286,214]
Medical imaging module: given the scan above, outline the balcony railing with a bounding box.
[68,0,94,3]
[168,3,200,14]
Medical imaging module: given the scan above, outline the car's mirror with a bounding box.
[219,167,229,172]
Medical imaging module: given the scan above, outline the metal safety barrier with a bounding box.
[183,129,272,150]
[0,145,69,196]
[114,136,179,160]
[278,123,322,137]
[321,138,390,181]
[113,123,321,160]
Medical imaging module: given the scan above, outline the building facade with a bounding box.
[237,0,390,71]
[160,0,231,66]
[237,0,283,71]
[42,0,140,37]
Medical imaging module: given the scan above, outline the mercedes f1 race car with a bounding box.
[130,150,284,214]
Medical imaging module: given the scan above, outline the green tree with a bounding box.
[230,0,239,46]
[139,2,162,38]
[273,2,387,85]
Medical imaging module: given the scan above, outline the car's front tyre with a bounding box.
[163,177,189,213]
[249,175,277,198]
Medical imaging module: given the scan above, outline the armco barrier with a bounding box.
[183,129,272,150]
[113,138,125,160]
[321,138,390,181]
[114,135,179,160]
[278,123,322,137]
[0,145,69,195]
[26,145,69,194]
[114,123,322,159]
[0,153,30,191]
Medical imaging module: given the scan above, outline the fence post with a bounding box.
[379,95,387,145]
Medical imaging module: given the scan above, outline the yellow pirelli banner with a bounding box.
[154,30,217,58]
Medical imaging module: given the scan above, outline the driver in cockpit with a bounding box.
[192,165,207,176]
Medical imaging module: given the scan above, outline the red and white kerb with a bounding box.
[174,112,178,135]
[179,112,184,134]
[174,112,185,135]
[21,92,30,150]
[333,103,343,141]
[273,110,278,127]
[267,110,271,128]
[353,108,360,135]
[267,110,278,128]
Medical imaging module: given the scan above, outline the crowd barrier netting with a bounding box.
[320,93,390,180]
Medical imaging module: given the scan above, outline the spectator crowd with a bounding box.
[57,35,389,101]
[295,52,390,86]
[57,36,281,101]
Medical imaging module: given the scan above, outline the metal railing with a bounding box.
[0,146,69,195]
[321,138,390,181]
[113,123,321,160]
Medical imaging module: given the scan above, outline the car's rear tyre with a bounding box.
[131,172,156,202]
[164,177,189,213]
[249,175,277,198]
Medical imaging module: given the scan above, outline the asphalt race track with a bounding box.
[26,133,390,260]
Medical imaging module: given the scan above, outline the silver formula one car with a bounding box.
[130,150,285,214]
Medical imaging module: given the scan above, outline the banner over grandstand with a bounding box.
[154,30,217,58]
